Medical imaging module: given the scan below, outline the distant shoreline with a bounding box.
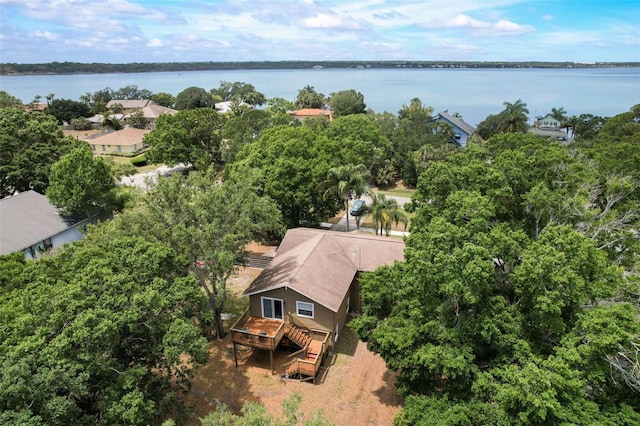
[2,60,639,76]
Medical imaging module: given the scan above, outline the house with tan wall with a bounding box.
[230,228,405,380]
[86,128,150,154]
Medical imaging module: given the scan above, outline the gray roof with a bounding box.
[0,191,86,255]
[437,111,476,136]
[242,228,405,312]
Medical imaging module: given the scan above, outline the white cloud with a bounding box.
[424,14,535,36]
[542,14,554,21]
[303,13,363,30]
[33,30,58,40]
[147,38,164,47]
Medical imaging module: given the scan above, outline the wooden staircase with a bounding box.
[285,324,312,349]
[280,324,329,383]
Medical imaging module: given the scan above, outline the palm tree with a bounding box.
[323,164,370,232]
[499,99,530,133]
[369,193,408,236]
[550,107,567,123]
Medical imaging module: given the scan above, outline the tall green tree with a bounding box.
[46,144,116,220]
[117,167,283,338]
[322,164,370,232]
[151,92,176,108]
[211,81,266,106]
[498,99,530,133]
[328,89,366,116]
[354,130,639,424]
[294,85,326,109]
[368,193,408,236]
[0,108,81,197]
[111,85,153,100]
[45,98,91,124]
[550,106,568,122]
[144,108,225,169]
[324,114,391,173]
[0,230,209,425]
[231,125,340,227]
[174,86,215,110]
[0,91,23,108]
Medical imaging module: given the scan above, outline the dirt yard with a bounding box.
[185,265,402,425]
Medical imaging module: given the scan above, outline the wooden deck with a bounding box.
[231,315,285,351]
[230,309,331,381]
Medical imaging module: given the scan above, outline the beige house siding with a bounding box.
[249,287,341,336]
[86,128,149,155]
[90,142,143,154]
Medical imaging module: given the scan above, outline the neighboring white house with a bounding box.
[0,191,89,259]
[434,111,476,147]
[86,127,150,154]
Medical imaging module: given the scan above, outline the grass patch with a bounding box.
[372,180,416,198]
[108,155,160,173]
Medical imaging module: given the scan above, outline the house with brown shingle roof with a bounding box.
[86,127,150,154]
[231,228,404,379]
[242,228,404,339]
[289,108,333,122]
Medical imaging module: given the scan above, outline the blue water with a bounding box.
[1,67,639,126]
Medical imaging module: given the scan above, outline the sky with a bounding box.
[1,0,639,64]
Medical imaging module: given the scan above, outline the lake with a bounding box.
[1,67,639,126]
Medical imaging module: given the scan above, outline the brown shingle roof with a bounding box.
[106,99,151,109]
[242,228,405,312]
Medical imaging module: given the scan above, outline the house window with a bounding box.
[296,301,314,318]
[117,146,121,152]
[42,238,53,251]
[101,145,105,152]
[261,297,283,320]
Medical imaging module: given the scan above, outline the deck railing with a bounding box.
[230,309,285,351]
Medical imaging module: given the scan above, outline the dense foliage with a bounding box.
[46,144,116,220]
[352,126,640,424]
[108,167,284,338]
[0,108,82,197]
[0,231,209,425]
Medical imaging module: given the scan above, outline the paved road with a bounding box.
[328,194,412,236]
[119,163,190,190]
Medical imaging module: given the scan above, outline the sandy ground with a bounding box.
[185,265,402,425]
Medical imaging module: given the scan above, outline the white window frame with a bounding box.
[261,297,284,321]
[296,301,314,319]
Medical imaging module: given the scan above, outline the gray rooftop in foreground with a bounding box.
[0,190,85,255]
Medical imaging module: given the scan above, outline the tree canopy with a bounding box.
[0,230,209,425]
[46,144,116,220]
[174,86,215,110]
[144,108,225,169]
[353,132,640,425]
[0,108,82,198]
[294,85,326,109]
[328,89,366,116]
[110,167,283,338]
